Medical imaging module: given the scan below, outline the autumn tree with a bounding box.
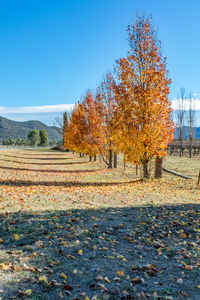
[95,74,118,168]
[115,15,175,178]
[82,91,104,159]
[63,92,101,158]
[63,103,87,154]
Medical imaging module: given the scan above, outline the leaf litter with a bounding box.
[0,149,199,299]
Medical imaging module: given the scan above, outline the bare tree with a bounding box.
[187,92,196,142]
[54,114,64,136]
[177,88,186,142]
[54,111,71,144]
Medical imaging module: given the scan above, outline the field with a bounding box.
[0,149,199,300]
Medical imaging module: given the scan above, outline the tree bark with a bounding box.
[108,150,113,169]
[89,156,92,162]
[136,164,138,176]
[189,144,192,158]
[143,161,149,178]
[123,154,126,171]
[113,153,117,168]
[197,170,200,185]
[154,156,163,178]
[94,155,96,161]
[179,146,182,157]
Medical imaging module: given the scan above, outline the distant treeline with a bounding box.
[0,129,59,147]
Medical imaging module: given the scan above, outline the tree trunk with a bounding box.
[189,144,192,158]
[197,170,200,186]
[143,161,149,178]
[113,153,117,168]
[179,146,182,157]
[136,164,138,176]
[124,154,126,171]
[89,156,92,162]
[94,155,96,161]
[108,150,113,169]
[154,156,163,178]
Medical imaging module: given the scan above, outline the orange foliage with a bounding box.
[95,74,118,167]
[115,15,175,174]
[64,92,103,156]
[64,15,175,176]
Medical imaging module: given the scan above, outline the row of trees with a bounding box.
[28,129,48,147]
[2,138,30,146]
[1,130,49,147]
[176,88,196,141]
[63,15,175,178]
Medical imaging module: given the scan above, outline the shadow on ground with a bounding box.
[4,154,74,160]
[2,154,72,160]
[0,166,102,174]
[20,153,69,156]
[0,179,141,187]
[0,159,88,165]
[0,204,199,299]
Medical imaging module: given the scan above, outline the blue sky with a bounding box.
[0,0,200,125]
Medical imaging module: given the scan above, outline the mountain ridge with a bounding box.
[0,115,199,142]
[0,116,61,141]
[174,126,200,139]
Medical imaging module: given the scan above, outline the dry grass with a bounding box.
[0,149,199,299]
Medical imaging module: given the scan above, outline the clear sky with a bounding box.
[0,0,200,124]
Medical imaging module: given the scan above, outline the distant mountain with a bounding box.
[174,126,200,139]
[0,116,62,141]
[0,115,199,142]
[194,127,200,139]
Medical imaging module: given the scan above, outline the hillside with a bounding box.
[0,116,61,141]
[174,126,200,139]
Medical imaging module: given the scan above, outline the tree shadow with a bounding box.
[0,179,141,187]
[0,204,199,299]
[0,165,102,174]
[21,153,69,156]
[0,159,88,165]
[2,154,73,160]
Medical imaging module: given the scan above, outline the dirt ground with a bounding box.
[0,149,199,300]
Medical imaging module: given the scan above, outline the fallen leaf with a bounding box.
[39,275,48,284]
[25,289,32,296]
[60,272,67,279]
[117,270,124,277]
